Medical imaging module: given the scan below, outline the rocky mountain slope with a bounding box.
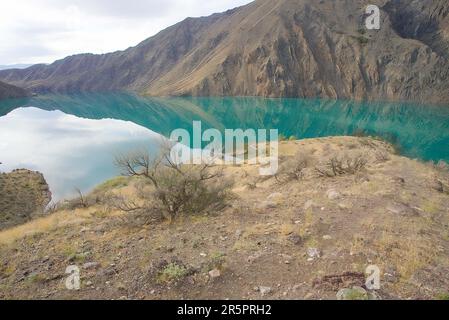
[0,81,29,100]
[0,169,51,230]
[0,0,448,104]
[1,137,449,299]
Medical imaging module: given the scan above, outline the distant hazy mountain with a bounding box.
[0,0,448,104]
[0,81,29,100]
[0,64,34,71]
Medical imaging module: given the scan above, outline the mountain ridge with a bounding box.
[0,81,29,100]
[0,0,448,104]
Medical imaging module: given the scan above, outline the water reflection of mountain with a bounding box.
[1,93,448,162]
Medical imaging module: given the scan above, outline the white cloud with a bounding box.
[0,107,164,200]
[0,0,253,65]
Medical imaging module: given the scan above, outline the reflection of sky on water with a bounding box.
[0,107,164,201]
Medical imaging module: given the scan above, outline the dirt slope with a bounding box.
[1,137,449,300]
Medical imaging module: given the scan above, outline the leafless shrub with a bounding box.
[114,147,233,222]
[75,188,88,208]
[104,191,164,226]
[359,137,378,149]
[52,188,99,211]
[375,150,391,163]
[275,152,313,183]
[315,153,368,177]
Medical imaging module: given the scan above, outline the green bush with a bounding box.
[157,263,188,283]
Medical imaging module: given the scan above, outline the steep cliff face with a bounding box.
[0,0,448,104]
[0,169,51,230]
[0,81,29,100]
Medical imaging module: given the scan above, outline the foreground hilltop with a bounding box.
[0,137,448,300]
[0,0,448,104]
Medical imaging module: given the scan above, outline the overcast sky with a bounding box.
[0,0,253,65]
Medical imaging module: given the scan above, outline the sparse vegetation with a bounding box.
[157,262,189,284]
[357,28,366,35]
[436,293,449,300]
[432,160,449,173]
[275,151,313,183]
[315,152,367,177]
[114,148,234,222]
[206,252,227,271]
[355,35,369,45]
[94,176,130,193]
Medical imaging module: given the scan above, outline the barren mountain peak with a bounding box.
[0,0,448,104]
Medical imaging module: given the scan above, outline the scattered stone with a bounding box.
[384,266,399,283]
[287,234,302,245]
[433,180,445,193]
[322,235,332,240]
[235,230,243,238]
[393,176,406,184]
[247,251,264,263]
[304,292,314,299]
[200,252,207,257]
[258,286,272,296]
[326,189,341,200]
[280,253,292,260]
[257,201,277,211]
[307,248,321,259]
[387,204,409,215]
[292,284,303,291]
[85,281,93,286]
[267,192,283,201]
[102,268,116,276]
[82,262,100,270]
[209,269,221,279]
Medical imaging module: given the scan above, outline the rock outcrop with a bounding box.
[0,169,51,230]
